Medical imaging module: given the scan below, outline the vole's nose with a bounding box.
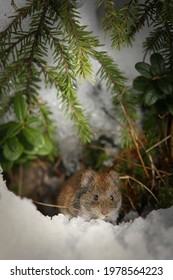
[101,207,109,216]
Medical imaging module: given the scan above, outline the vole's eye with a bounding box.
[94,194,99,201]
[110,195,114,201]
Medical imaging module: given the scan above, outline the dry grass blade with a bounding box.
[119,99,150,180]
[120,175,158,202]
[146,135,171,153]
[33,200,79,212]
[89,144,172,175]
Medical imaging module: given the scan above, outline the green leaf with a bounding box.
[150,66,159,76]
[23,146,39,155]
[0,122,17,144]
[36,137,54,156]
[22,127,45,148]
[7,123,23,139]
[150,53,166,75]
[135,62,153,78]
[19,134,35,152]
[133,76,150,91]
[13,93,27,121]
[15,154,37,164]
[3,137,24,161]
[143,88,159,106]
[157,78,173,95]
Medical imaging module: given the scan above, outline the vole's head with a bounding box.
[78,170,122,223]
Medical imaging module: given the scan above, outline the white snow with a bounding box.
[0,168,173,260]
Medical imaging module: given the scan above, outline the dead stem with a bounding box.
[33,200,79,212]
[89,144,172,176]
[148,153,165,189]
[120,100,150,180]
[120,175,158,202]
[126,195,137,211]
[102,107,123,126]
[146,135,171,153]
[147,154,155,189]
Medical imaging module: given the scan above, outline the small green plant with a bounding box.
[133,53,173,113]
[0,93,56,171]
[132,52,173,211]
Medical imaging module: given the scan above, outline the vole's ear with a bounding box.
[108,170,120,186]
[81,170,96,189]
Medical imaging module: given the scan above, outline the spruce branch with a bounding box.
[56,0,99,82]
[39,64,92,143]
[93,50,127,94]
[26,0,50,63]
[34,100,56,142]
[92,49,140,152]
[128,0,157,37]
[0,31,36,68]
[0,59,25,92]
[143,27,166,57]
[97,0,155,49]
[0,0,40,41]
[61,89,93,144]
[22,0,50,102]
[43,22,74,76]
[143,0,173,70]
[98,0,128,49]
[0,0,132,144]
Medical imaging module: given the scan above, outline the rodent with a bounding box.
[56,169,122,223]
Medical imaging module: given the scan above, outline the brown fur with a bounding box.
[57,169,122,223]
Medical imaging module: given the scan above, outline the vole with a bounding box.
[56,169,122,223]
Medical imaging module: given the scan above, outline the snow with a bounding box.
[0,168,173,260]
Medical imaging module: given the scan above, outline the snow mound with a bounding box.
[0,168,173,260]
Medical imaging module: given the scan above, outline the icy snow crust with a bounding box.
[0,170,173,260]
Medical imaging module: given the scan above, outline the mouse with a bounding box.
[56,169,122,223]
